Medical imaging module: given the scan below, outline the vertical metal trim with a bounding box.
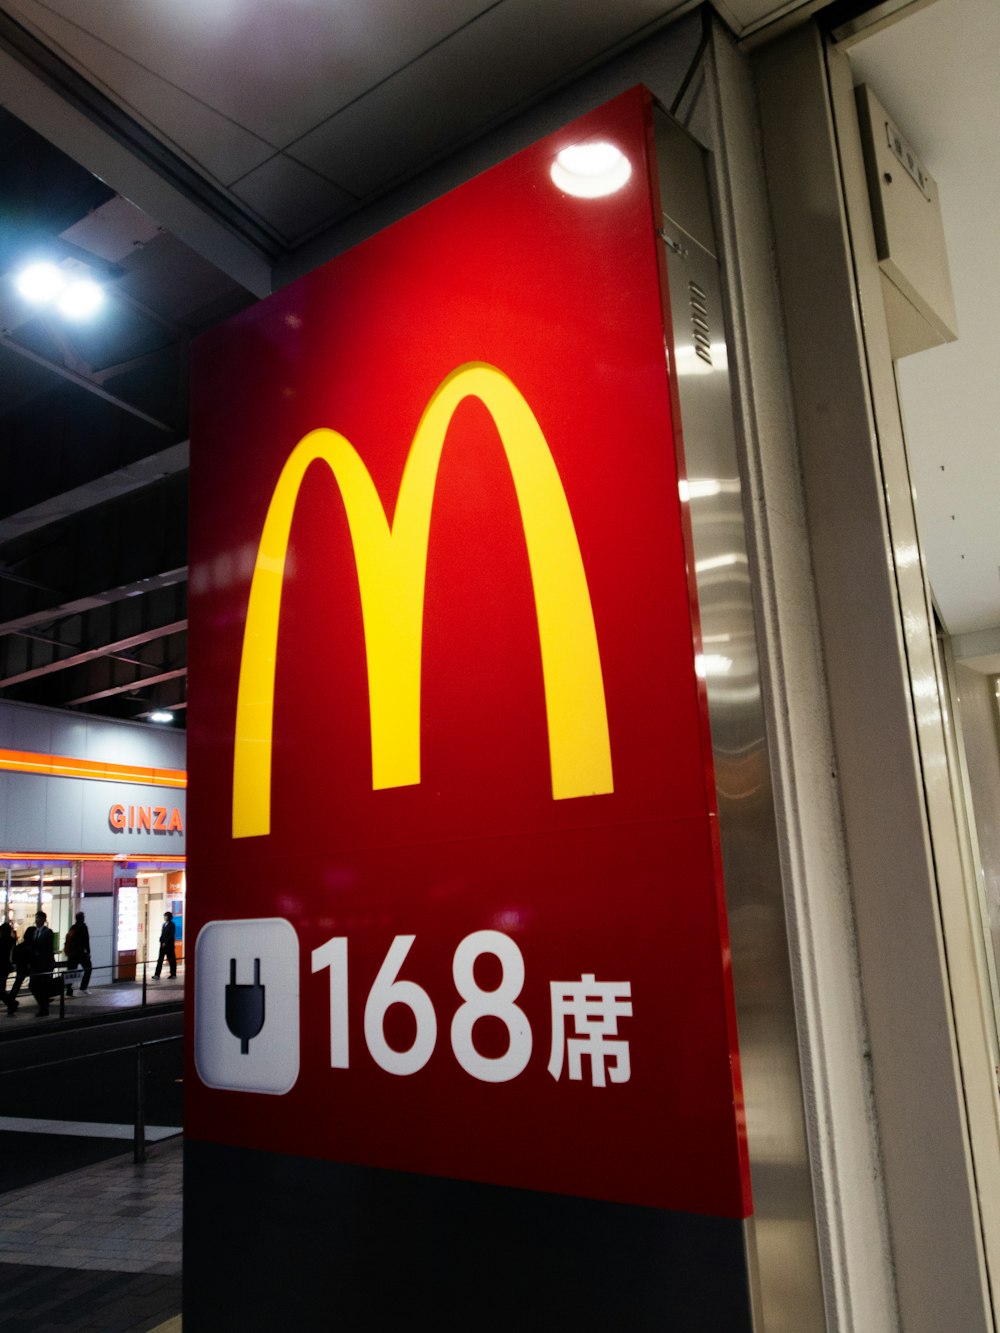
[652,104,826,1333]
[701,22,902,1328]
[825,38,1000,1324]
[755,21,995,1330]
[936,629,1000,1065]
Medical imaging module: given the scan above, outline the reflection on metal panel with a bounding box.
[653,106,826,1331]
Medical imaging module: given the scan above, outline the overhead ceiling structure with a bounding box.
[0,105,252,722]
[0,0,832,280]
[0,0,814,728]
[0,0,974,725]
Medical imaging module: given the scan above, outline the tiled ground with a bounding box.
[0,1137,182,1331]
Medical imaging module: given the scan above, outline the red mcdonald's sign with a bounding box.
[188,87,750,1223]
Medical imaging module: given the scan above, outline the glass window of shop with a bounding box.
[121,866,186,971]
[1,863,76,949]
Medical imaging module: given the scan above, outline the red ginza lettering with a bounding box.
[108,803,184,834]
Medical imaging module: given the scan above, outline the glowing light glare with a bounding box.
[679,478,742,503]
[57,278,104,320]
[550,141,631,198]
[911,675,939,702]
[13,262,105,319]
[149,710,175,724]
[694,552,743,574]
[15,261,66,304]
[695,654,734,678]
[894,542,920,569]
[676,342,729,375]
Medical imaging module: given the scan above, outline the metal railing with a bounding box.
[0,1033,183,1163]
[2,954,186,1020]
[134,1034,182,1162]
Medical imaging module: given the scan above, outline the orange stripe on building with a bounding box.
[0,748,187,789]
[0,852,187,864]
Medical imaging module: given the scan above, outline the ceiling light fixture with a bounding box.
[15,261,66,304]
[13,259,106,320]
[57,278,105,320]
[149,710,175,724]
[550,141,631,198]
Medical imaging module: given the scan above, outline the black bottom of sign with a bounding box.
[183,1139,753,1331]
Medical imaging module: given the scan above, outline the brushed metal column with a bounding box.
[653,106,826,1332]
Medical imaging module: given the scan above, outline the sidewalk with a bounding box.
[0,1135,183,1332]
[1,974,185,1039]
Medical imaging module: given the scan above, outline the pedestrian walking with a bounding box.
[5,924,29,1015]
[153,911,177,979]
[63,911,92,996]
[26,911,57,1016]
[0,919,15,1003]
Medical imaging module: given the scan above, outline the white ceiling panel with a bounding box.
[5,0,277,184]
[717,0,812,35]
[6,0,503,148]
[230,153,357,244]
[60,195,163,263]
[115,232,251,324]
[0,39,50,111]
[288,0,686,197]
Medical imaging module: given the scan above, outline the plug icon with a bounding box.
[225,957,265,1054]
[196,919,298,1094]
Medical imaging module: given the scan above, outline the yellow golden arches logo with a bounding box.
[233,361,613,839]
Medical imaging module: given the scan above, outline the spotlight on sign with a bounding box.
[550,141,632,198]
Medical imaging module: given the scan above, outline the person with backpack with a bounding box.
[64,911,92,996]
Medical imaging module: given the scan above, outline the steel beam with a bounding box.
[66,665,187,705]
[0,620,187,687]
[0,443,189,546]
[0,567,188,636]
[0,330,175,434]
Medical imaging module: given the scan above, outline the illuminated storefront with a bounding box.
[2,862,75,948]
[0,700,186,983]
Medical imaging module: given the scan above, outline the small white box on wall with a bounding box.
[856,84,958,358]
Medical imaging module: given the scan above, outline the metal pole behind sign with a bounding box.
[134,1042,146,1164]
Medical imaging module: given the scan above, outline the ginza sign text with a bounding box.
[109,803,184,834]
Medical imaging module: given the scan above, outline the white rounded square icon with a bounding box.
[195,917,299,1095]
